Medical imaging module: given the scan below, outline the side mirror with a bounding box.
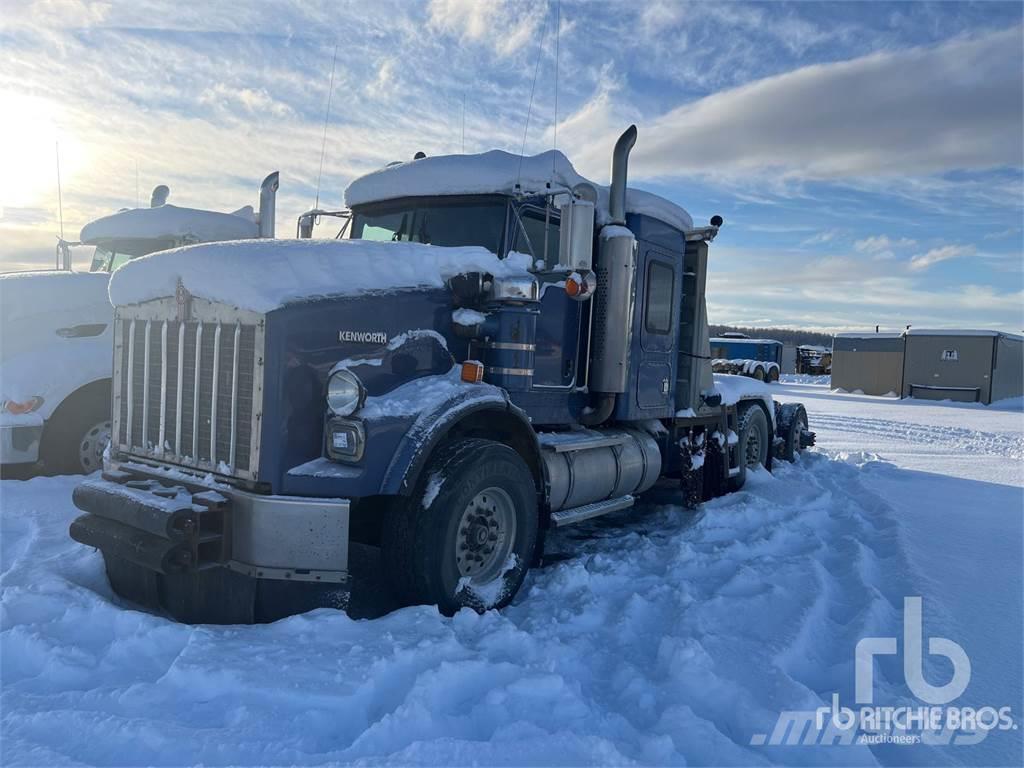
[558,198,595,271]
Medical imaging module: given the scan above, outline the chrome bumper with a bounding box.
[0,422,42,465]
[70,466,349,583]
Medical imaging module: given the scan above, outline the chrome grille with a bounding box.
[114,299,264,480]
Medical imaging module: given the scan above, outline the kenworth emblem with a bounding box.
[175,277,192,323]
[339,330,388,344]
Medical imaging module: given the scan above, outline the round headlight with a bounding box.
[326,369,365,416]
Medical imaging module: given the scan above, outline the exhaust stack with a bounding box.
[258,171,279,238]
[150,185,170,208]
[586,125,640,413]
[608,124,637,225]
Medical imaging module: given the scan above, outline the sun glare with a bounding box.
[0,91,89,213]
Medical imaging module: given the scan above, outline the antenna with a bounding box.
[55,142,64,241]
[552,0,561,173]
[314,43,339,211]
[516,10,550,189]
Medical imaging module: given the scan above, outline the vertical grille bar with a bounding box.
[126,319,136,445]
[141,320,151,448]
[229,322,241,469]
[210,322,222,465]
[175,321,185,455]
[158,321,168,453]
[192,322,203,460]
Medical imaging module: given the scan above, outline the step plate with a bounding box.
[550,495,635,528]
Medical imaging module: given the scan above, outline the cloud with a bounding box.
[427,0,544,57]
[595,27,1023,182]
[909,244,976,270]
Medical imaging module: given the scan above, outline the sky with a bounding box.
[0,0,1021,333]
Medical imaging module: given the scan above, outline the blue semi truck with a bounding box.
[69,126,815,622]
[710,334,784,382]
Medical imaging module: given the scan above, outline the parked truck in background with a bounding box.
[710,333,783,381]
[0,173,278,475]
[69,126,815,623]
[796,344,832,376]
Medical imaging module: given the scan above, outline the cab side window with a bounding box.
[515,208,560,266]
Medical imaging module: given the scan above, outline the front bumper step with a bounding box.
[71,472,228,576]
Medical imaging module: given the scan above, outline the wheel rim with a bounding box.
[455,486,517,584]
[79,420,112,473]
[744,427,762,467]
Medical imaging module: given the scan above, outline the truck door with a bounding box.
[637,247,679,409]
[513,206,583,389]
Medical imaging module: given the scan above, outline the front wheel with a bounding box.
[382,439,538,615]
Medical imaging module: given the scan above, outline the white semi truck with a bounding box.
[0,173,278,475]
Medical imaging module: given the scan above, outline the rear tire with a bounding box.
[382,439,538,615]
[777,403,809,462]
[727,402,770,491]
[752,366,766,382]
[768,366,780,382]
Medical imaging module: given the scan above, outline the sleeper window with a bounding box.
[645,261,674,334]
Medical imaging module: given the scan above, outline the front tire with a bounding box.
[382,439,538,615]
[41,382,111,475]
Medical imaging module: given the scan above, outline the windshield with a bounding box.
[349,197,507,254]
[89,248,134,273]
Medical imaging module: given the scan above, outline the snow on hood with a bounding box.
[0,270,111,323]
[80,204,258,245]
[108,239,530,313]
[344,149,694,234]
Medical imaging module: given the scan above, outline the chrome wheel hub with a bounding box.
[745,429,761,467]
[79,420,112,473]
[455,487,516,584]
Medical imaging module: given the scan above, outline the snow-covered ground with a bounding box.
[1,384,1021,766]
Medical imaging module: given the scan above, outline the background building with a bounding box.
[902,330,1023,405]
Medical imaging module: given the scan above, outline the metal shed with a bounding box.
[902,329,1023,405]
[831,333,905,396]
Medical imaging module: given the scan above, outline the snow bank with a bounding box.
[780,373,831,385]
[108,240,529,313]
[344,149,694,233]
[2,390,1023,765]
[80,204,258,245]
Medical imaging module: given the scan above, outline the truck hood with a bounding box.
[0,270,111,325]
[108,239,532,313]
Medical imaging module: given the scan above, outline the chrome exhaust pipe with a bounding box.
[150,185,170,208]
[258,171,279,238]
[608,125,637,225]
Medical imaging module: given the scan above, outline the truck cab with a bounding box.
[69,128,814,622]
[0,173,278,475]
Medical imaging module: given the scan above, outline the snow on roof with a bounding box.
[710,337,783,345]
[0,270,111,323]
[906,328,1024,341]
[834,332,905,339]
[344,149,694,233]
[108,239,531,313]
[80,204,258,246]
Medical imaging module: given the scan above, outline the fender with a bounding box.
[380,386,541,497]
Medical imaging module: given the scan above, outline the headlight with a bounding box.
[326,369,365,416]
